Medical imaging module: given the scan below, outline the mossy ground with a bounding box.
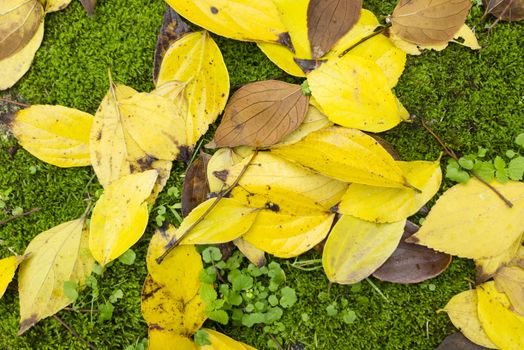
[0,0,522,349]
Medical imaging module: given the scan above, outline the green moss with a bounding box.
[0,0,523,349]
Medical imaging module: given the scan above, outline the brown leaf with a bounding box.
[372,221,451,284]
[307,0,363,59]
[0,0,43,61]
[483,0,524,21]
[390,0,472,46]
[181,152,211,217]
[436,332,491,350]
[153,5,192,84]
[207,80,309,148]
[79,0,96,17]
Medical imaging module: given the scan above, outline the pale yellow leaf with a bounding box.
[441,289,497,349]
[338,159,442,223]
[0,255,25,298]
[45,0,71,13]
[233,238,266,267]
[495,266,524,316]
[409,180,524,259]
[198,329,257,350]
[148,330,197,350]
[9,105,93,167]
[243,210,334,258]
[477,281,524,350]
[206,148,244,193]
[89,170,158,265]
[475,235,522,282]
[272,126,410,188]
[322,215,405,284]
[18,218,93,334]
[274,106,333,147]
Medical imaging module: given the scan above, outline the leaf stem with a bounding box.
[156,151,259,264]
[0,98,29,108]
[0,207,41,226]
[365,278,390,303]
[53,315,99,350]
[420,118,513,208]
[339,24,392,58]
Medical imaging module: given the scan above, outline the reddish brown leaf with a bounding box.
[153,5,192,84]
[80,0,97,17]
[307,0,363,59]
[181,152,211,217]
[484,0,524,21]
[372,221,451,284]
[436,332,491,350]
[391,0,471,45]
[207,80,309,148]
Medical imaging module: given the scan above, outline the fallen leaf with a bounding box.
[206,148,244,193]
[165,0,287,44]
[243,210,335,258]
[0,0,43,60]
[483,0,524,21]
[18,218,93,334]
[373,222,451,284]
[475,235,522,283]
[0,21,44,90]
[45,0,72,13]
[233,238,266,267]
[477,281,524,350]
[307,0,363,58]
[436,332,493,350]
[0,255,25,298]
[407,180,524,259]
[198,328,257,350]
[272,126,410,188]
[441,289,497,349]
[338,159,442,223]
[79,0,96,17]
[89,170,158,266]
[182,152,211,217]
[208,80,309,148]
[322,215,405,284]
[8,105,93,167]
[390,0,472,46]
[494,265,524,315]
[148,330,197,350]
[274,106,332,147]
[272,0,311,58]
[153,5,192,84]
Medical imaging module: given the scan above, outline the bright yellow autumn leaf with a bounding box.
[155,31,229,145]
[89,170,158,266]
[408,180,524,259]
[177,198,259,245]
[18,218,93,335]
[224,152,347,215]
[0,21,44,90]
[148,329,197,350]
[274,106,333,147]
[0,255,25,298]
[198,329,257,350]
[338,159,442,223]
[307,55,403,132]
[272,126,410,188]
[243,210,335,258]
[9,105,93,167]
[477,282,524,350]
[271,0,310,58]
[441,289,497,349]
[142,245,206,335]
[165,0,286,43]
[322,215,405,284]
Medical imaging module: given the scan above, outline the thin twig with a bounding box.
[64,307,98,313]
[0,207,41,226]
[339,24,391,58]
[420,118,513,208]
[53,315,99,350]
[268,333,284,350]
[365,278,390,303]
[156,151,259,264]
[0,98,29,108]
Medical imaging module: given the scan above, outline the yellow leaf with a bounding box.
[165,0,286,43]
[0,255,25,298]
[155,31,229,145]
[327,9,379,56]
[307,55,403,132]
[495,266,524,316]
[338,159,442,223]
[198,329,257,350]
[322,215,405,284]
[178,198,259,245]
[141,245,206,335]
[90,170,158,265]
[408,180,524,259]
[18,218,93,334]
[243,210,334,258]
[224,152,347,215]
[477,282,524,350]
[148,329,197,350]
[45,0,72,13]
[9,105,93,167]
[233,238,266,267]
[207,148,244,193]
[257,42,306,77]
[0,20,43,90]
[271,126,409,188]
[90,80,185,187]
[272,0,310,57]
[475,235,522,282]
[441,289,497,349]
[274,106,333,147]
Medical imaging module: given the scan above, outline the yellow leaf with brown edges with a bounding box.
[475,235,522,283]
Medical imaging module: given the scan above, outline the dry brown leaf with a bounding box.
[484,0,524,21]
[208,80,309,148]
[307,0,363,58]
[390,0,472,46]
[181,152,211,217]
[80,0,96,17]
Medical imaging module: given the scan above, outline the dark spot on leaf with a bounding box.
[176,145,192,164]
[136,154,156,171]
[294,58,326,73]
[213,170,229,182]
[277,32,295,53]
[265,202,280,212]
[95,130,102,141]
[149,324,164,331]
[210,6,218,14]
[330,204,339,213]
[142,284,162,300]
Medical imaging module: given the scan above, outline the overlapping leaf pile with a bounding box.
[1,0,523,349]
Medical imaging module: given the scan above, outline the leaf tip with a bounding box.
[18,314,38,335]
